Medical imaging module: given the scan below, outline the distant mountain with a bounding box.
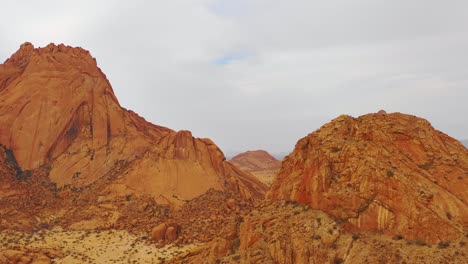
[225,150,289,160]
[229,150,281,185]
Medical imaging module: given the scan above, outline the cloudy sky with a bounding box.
[1,0,467,155]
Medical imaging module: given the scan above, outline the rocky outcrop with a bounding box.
[0,43,267,205]
[171,201,468,263]
[233,201,348,264]
[238,201,468,264]
[268,112,468,243]
[151,222,179,243]
[230,150,281,185]
[0,247,63,264]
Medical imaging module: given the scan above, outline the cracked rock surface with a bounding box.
[268,113,468,242]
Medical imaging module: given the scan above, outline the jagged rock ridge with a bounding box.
[0,42,267,205]
[268,112,468,243]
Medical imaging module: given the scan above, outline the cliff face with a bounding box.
[229,150,281,185]
[0,43,266,204]
[268,112,468,242]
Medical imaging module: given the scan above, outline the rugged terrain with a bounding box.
[268,112,468,243]
[1,43,467,263]
[0,42,266,206]
[0,43,266,262]
[230,150,281,185]
[171,201,467,263]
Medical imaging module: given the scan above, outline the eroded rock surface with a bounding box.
[268,113,468,243]
[0,43,266,206]
[171,201,468,263]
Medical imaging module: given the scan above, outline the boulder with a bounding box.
[151,223,168,241]
[165,226,178,242]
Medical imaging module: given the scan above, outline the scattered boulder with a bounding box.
[165,226,178,242]
[151,222,179,243]
[0,249,52,264]
[210,238,232,258]
[151,223,168,241]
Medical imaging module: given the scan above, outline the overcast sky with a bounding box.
[1,0,467,155]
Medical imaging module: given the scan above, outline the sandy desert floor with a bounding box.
[0,227,200,263]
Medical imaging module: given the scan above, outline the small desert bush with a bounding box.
[437,241,450,249]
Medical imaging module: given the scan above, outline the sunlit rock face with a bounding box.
[268,112,468,243]
[0,43,267,204]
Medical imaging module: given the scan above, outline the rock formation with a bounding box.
[268,112,468,243]
[2,42,467,263]
[173,201,468,263]
[0,43,267,206]
[230,150,281,185]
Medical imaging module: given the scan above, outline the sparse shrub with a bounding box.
[301,143,308,152]
[437,241,450,249]
[231,238,241,252]
[386,170,394,177]
[72,171,81,179]
[392,234,404,240]
[331,147,341,153]
[17,169,32,180]
[357,204,369,214]
[352,233,360,240]
[418,162,432,170]
[446,212,452,220]
[335,218,346,224]
[65,126,78,138]
[2,145,30,180]
[333,257,344,264]
[414,240,427,246]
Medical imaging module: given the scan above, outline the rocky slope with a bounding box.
[171,201,467,263]
[0,43,266,207]
[268,112,468,243]
[229,201,467,264]
[230,150,281,185]
[2,43,467,263]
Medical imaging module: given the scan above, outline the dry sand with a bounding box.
[0,227,200,263]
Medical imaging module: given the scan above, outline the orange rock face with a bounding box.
[230,150,281,185]
[0,43,266,205]
[268,113,468,243]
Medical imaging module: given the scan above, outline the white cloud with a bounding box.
[1,0,467,154]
